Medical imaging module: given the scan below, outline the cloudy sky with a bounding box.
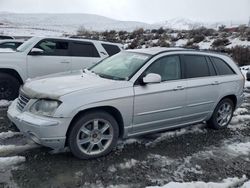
[0,0,249,23]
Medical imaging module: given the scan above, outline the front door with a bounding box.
[133,55,187,134]
[27,39,71,78]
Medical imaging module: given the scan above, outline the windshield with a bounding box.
[90,52,150,80]
[16,37,38,52]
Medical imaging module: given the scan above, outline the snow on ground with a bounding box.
[234,107,249,115]
[0,100,11,108]
[0,156,25,170]
[0,144,38,156]
[227,142,250,156]
[118,159,138,169]
[0,131,22,140]
[108,159,138,172]
[227,38,250,48]
[242,180,250,188]
[175,39,188,47]
[198,38,214,50]
[146,176,247,188]
[146,123,206,147]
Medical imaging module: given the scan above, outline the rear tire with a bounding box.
[0,73,20,100]
[68,111,119,159]
[207,98,234,130]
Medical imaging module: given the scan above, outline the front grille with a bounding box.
[17,93,30,111]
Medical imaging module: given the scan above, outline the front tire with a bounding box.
[68,111,119,159]
[207,98,234,130]
[0,73,20,100]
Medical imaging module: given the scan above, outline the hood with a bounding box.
[22,70,131,99]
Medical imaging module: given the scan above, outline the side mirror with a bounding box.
[29,48,44,55]
[143,73,161,84]
[247,71,250,81]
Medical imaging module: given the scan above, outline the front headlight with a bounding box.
[30,99,61,117]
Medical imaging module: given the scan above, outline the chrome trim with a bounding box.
[133,111,211,128]
[136,106,183,116]
[128,119,205,137]
[187,101,214,107]
[17,93,30,112]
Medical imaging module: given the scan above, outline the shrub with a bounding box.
[212,38,231,47]
[193,34,205,43]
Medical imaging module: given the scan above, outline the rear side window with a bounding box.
[70,42,100,57]
[101,43,121,56]
[34,40,69,56]
[183,55,210,78]
[211,57,235,75]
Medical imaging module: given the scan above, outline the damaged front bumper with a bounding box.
[7,99,71,151]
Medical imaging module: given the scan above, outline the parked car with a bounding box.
[0,40,24,50]
[0,35,15,40]
[0,36,123,100]
[8,47,244,159]
[246,70,250,81]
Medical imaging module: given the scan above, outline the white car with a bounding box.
[0,36,123,100]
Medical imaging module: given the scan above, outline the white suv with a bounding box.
[0,37,123,100]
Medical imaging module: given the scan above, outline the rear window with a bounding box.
[183,55,210,78]
[211,57,235,75]
[71,42,100,57]
[101,43,121,56]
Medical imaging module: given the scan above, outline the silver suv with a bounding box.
[8,47,244,159]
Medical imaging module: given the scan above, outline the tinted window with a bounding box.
[146,56,181,81]
[34,40,69,56]
[0,42,22,49]
[71,42,100,57]
[211,57,235,75]
[101,43,121,56]
[184,55,210,78]
[0,36,14,40]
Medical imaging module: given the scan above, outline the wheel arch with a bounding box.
[219,94,237,109]
[0,68,24,84]
[65,106,125,146]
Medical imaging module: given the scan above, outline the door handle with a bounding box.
[211,81,219,85]
[60,61,70,64]
[173,86,185,91]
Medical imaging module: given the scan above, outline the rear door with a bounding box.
[182,54,220,123]
[69,41,103,70]
[27,39,71,78]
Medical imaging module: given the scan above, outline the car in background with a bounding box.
[0,40,24,50]
[0,35,15,40]
[8,47,244,159]
[0,36,123,100]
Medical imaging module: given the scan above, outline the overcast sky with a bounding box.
[0,0,249,23]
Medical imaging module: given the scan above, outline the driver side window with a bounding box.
[145,55,181,82]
